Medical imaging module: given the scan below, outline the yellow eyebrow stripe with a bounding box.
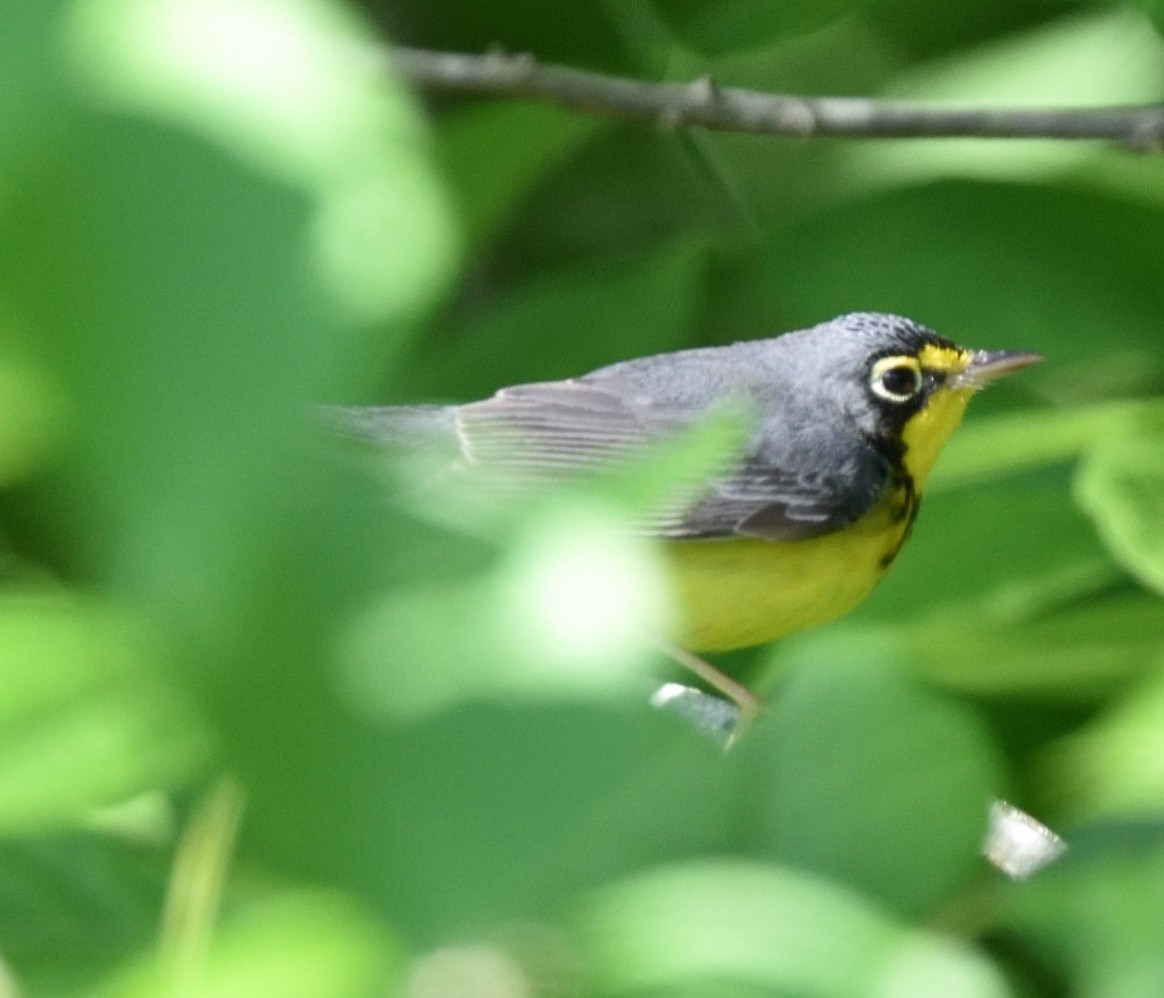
[916,342,972,376]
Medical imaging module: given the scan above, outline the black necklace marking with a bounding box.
[863,430,920,570]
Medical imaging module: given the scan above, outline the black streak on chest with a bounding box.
[879,474,919,569]
[867,432,920,570]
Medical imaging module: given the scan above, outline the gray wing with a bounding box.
[672,451,889,540]
[333,373,889,542]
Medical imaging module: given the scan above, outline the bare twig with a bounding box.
[389,47,1164,151]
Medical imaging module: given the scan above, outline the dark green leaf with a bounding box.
[741,660,1000,916]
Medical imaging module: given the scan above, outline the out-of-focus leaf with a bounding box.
[0,119,342,621]
[0,833,167,998]
[739,183,1164,384]
[328,401,748,718]
[839,10,1164,192]
[575,860,1011,997]
[1075,426,1164,595]
[240,699,741,945]
[654,0,850,54]
[849,472,1115,628]
[333,503,671,718]
[0,361,64,487]
[400,241,710,400]
[1046,664,1164,821]
[0,597,204,833]
[98,891,399,998]
[67,0,458,324]
[1003,842,1164,998]
[863,0,1085,60]
[225,444,740,943]
[0,1,456,663]
[878,594,1164,697]
[435,101,604,251]
[740,660,999,916]
[933,400,1164,493]
[0,3,66,192]
[1141,0,1164,36]
[380,0,637,73]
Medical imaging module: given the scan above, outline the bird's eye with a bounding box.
[869,356,923,403]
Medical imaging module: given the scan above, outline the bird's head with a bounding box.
[786,312,1042,488]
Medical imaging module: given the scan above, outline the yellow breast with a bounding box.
[663,486,914,652]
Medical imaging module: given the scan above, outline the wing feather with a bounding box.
[448,377,887,541]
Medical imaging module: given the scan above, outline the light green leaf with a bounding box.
[1075,427,1164,594]
[0,597,205,833]
[97,891,399,998]
[332,502,671,719]
[577,860,1011,997]
[66,0,457,323]
[839,10,1164,194]
[1048,664,1164,821]
[1004,843,1164,998]
[0,361,65,487]
[891,595,1164,697]
[933,400,1164,494]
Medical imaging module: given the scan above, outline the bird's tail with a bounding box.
[317,405,459,451]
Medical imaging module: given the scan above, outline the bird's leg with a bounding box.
[651,637,761,737]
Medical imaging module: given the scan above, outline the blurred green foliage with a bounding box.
[0,0,1162,995]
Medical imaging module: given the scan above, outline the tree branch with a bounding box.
[390,47,1164,151]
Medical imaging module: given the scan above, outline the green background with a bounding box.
[0,0,1163,994]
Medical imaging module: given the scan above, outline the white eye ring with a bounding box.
[870,357,923,403]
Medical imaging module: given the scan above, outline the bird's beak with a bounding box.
[953,350,1043,391]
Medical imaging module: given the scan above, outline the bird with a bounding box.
[330,312,1040,716]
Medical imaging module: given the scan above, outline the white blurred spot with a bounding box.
[649,682,691,708]
[405,944,533,998]
[650,682,739,747]
[503,507,672,687]
[983,799,1066,879]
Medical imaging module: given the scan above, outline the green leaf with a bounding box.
[575,860,1011,997]
[849,472,1116,629]
[742,183,1164,386]
[238,700,740,943]
[97,891,399,998]
[0,0,457,662]
[401,241,711,401]
[740,660,1000,916]
[838,10,1164,193]
[66,0,458,324]
[1075,426,1164,595]
[0,597,204,833]
[655,0,851,54]
[1141,0,1164,36]
[881,594,1164,697]
[0,361,65,487]
[0,833,167,997]
[435,101,604,251]
[331,504,671,718]
[1003,838,1164,998]
[933,400,1164,494]
[1047,665,1164,821]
